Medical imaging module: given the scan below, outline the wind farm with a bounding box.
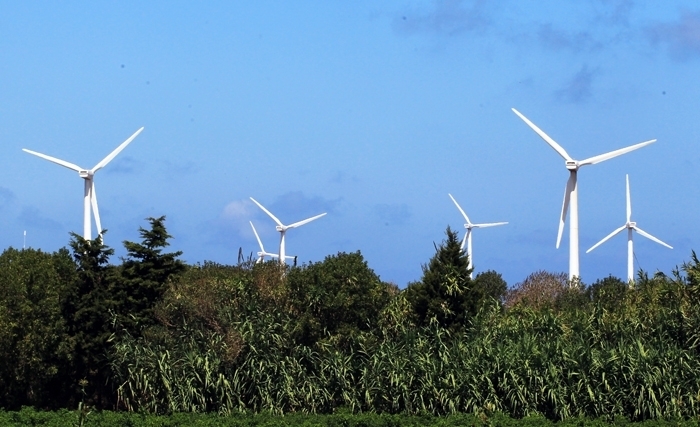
[3,2,700,421]
[511,108,656,281]
[1,1,694,289]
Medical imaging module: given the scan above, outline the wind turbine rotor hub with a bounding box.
[565,161,579,171]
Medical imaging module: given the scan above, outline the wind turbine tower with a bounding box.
[23,127,144,241]
[586,174,672,284]
[512,108,655,280]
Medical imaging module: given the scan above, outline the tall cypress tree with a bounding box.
[406,226,478,330]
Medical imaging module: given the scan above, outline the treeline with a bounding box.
[2,220,700,422]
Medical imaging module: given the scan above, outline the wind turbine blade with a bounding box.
[460,231,468,250]
[249,197,284,227]
[92,127,144,172]
[91,182,103,239]
[250,221,265,251]
[448,193,471,224]
[22,149,83,172]
[288,212,326,229]
[557,174,575,248]
[511,108,572,161]
[633,226,673,249]
[578,139,656,166]
[586,224,627,253]
[473,222,508,228]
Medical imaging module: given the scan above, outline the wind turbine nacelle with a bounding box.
[565,161,578,170]
[628,221,636,228]
[78,170,93,178]
[275,225,284,232]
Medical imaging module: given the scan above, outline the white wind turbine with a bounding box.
[23,127,144,241]
[586,174,672,284]
[249,197,326,265]
[448,193,507,279]
[512,108,655,280]
[249,221,297,264]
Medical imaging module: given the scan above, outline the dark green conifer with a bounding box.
[63,232,116,406]
[115,216,186,335]
[406,226,478,330]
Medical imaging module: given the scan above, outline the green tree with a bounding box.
[114,216,186,335]
[286,251,394,346]
[63,232,116,407]
[473,269,508,307]
[587,275,627,311]
[0,247,76,409]
[405,226,478,331]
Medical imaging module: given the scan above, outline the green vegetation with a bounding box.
[2,222,700,423]
[2,407,700,427]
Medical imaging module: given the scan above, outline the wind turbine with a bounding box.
[512,108,655,280]
[249,197,326,265]
[448,193,507,279]
[249,221,297,264]
[23,127,144,241]
[586,174,672,284]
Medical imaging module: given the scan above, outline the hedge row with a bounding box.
[0,408,698,427]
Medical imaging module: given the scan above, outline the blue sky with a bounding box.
[1,1,699,287]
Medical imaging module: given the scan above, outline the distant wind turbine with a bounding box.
[23,127,144,241]
[250,221,296,263]
[249,197,326,265]
[448,193,507,279]
[512,108,655,280]
[586,174,672,284]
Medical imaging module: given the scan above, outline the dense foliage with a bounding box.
[405,227,480,330]
[2,222,700,423]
